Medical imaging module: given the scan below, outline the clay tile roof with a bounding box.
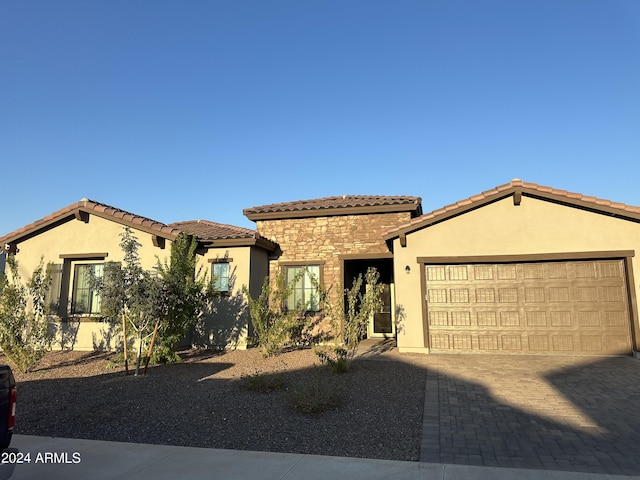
[0,198,183,248]
[243,195,422,220]
[0,198,280,254]
[169,220,259,241]
[383,179,640,240]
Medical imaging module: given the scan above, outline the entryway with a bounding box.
[342,257,395,339]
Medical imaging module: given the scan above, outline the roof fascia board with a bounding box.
[383,190,513,241]
[1,207,178,247]
[384,187,640,241]
[245,203,420,221]
[0,213,78,246]
[84,209,179,240]
[203,237,278,251]
[520,189,640,222]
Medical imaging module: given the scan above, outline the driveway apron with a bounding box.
[419,354,640,476]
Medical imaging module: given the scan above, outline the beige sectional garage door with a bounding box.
[425,259,632,355]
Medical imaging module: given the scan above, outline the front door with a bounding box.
[368,283,395,338]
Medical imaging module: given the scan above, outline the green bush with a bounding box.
[313,267,383,372]
[289,368,344,414]
[155,232,217,363]
[242,269,309,357]
[242,371,285,393]
[314,346,349,374]
[0,256,53,373]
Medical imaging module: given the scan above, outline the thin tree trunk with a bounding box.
[122,313,129,376]
[135,329,143,376]
[143,318,161,376]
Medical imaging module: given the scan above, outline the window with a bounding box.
[285,265,320,311]
[71,263,103,315]
[212,262,230,294]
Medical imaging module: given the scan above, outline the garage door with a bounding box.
[425,259,632,355]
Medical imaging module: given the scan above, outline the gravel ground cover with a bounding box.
[12,348,427,461]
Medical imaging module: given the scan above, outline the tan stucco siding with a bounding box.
[393,197,640,353]
[7,215,173,351]
[13,215,170,278]
[5,207,273,352]
[196,246,255,349]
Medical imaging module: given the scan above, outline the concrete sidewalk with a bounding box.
[4,435,640,480]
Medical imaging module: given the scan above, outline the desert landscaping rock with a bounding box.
[12,348,427,462]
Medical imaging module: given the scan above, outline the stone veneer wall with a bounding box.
[256,211,412,298]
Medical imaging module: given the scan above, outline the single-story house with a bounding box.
[0,199,276,351]
[1,179,639,357]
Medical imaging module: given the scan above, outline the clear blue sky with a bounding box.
[1,0,639,235]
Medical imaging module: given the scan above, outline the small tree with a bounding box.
[242,268,308,357]
[98,229,217,373]
[0,256,53,372]
[154,233,216,363]
[315,267,384,372]
[98,227,165,376]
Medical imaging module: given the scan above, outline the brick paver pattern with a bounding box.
[419,355,640,476]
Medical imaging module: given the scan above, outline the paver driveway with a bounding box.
[418,354,640,476]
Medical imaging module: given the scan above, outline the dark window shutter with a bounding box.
[47,263,63,316]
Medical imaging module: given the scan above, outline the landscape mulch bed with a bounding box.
[11,348,428,461]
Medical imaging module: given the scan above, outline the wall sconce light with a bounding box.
[405,265,411,274]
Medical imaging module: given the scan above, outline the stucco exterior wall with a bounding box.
[195,245,265,350]
[8,215,170,351]
[12,215,168,279]
[6,215,266,351]
[393,196,640,353]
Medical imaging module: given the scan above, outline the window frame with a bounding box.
[70,261,104,316]
[283,263,323,312]
[211,261,231,295]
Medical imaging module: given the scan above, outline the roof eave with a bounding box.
[202,236,279,251]
[84,208,181,240]
[383,186,640,242]
[245,202,421,221]
[0,206,181,251]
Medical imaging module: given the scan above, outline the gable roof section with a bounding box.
[0,198,181,253]
[244,195,423,220]
[0,199,277,254]
[169,220,278,250]
[383,179,640,242]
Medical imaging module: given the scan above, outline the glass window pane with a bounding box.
[284,265,321,312]
[72,263,103,315]
[213,263,230,292]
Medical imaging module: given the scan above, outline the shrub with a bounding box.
[314,267,384,372]
[242,269,309,357]
[314,346,349,374]
[242,371,285,393]
[154,233,217,364]
[0,256,53,373]
[289,368,344,414]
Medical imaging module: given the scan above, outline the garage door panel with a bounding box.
[429,331,631,355]
[426,259,632,356]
